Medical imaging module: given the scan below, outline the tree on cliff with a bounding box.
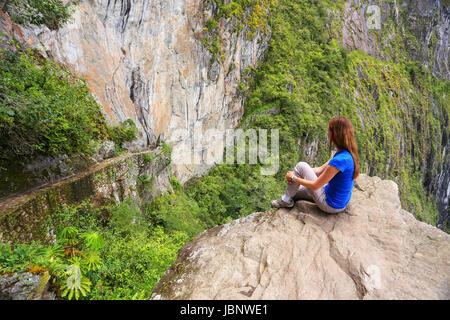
[1,0,75,30]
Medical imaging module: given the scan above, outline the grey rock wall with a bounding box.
[0,272,55,300]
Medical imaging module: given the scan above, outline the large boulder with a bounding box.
[151,174,450,300]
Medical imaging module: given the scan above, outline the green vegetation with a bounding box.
[2,0,76,30]
[0,162,281,300]
[161,141,172,159]
[201,0,275,64]
[143,152,156,163]
[138,174,152,185]
[0,226,104,300]
[341,52,448,224]
[0,198,190,300]
[0,41,137,162]
[146,191,208,238]
[108,119,138,147]
[0,38,137,197]
[0,160,282,300]
[95,224,187,299]
[185,162,282,225]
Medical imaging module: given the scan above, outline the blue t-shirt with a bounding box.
[324,149,354,209]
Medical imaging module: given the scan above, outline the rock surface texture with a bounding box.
[151,174,450,299]
[0,272,55,300]
[340,0,449,80]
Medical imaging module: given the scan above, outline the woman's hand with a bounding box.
[286,165,340,190]
[286,171,295,184]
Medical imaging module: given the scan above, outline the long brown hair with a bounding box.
[328,116,360,180]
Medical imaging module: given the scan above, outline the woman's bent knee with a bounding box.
[295,161,311,173]
[295,161,309,169]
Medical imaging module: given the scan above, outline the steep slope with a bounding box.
[1,0,447,228]
[236,0,449,229]
[151,174,450,300]
[339,0,449,80]
[336,0,449,229]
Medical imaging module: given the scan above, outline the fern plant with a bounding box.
[54,226,104,299]
[80,232,104,251]
[0,226,104,300]
[61,264,92,300]
[81,250,102,271]
[58,226,81,258]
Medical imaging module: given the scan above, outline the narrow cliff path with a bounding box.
[0,149,155,215]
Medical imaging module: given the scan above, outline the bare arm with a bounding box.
[294,164,340,190]
[313,156,333,177]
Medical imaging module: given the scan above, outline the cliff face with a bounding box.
[339,0,449,225]
[151,174,450,300]
[15,0,271,183]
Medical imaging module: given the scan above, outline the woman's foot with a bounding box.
[271,196,294,208]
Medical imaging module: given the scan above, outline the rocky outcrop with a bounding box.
[151,174,450,300]
[6,0,271,184]
[0,272,55,300]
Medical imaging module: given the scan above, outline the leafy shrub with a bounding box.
[108,119,138,146]
[0,242,38,273]
[0,45,110,159]
[185,161,283,225]
[1,195,193,300]
[0,226,104,300]
[205,17,218,31]
[60,264,91,300]
[169,175,182,191]
[138,174,152,185]
[143,152,155,163]
[0,44,138,161]
[3,0,76,30]
[51,226,104,300]
[45,201,107,233]
[161,141,172,159]
[92,226,188,299]
[109,198,145,236]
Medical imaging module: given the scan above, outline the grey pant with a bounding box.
[285,162,347,214]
